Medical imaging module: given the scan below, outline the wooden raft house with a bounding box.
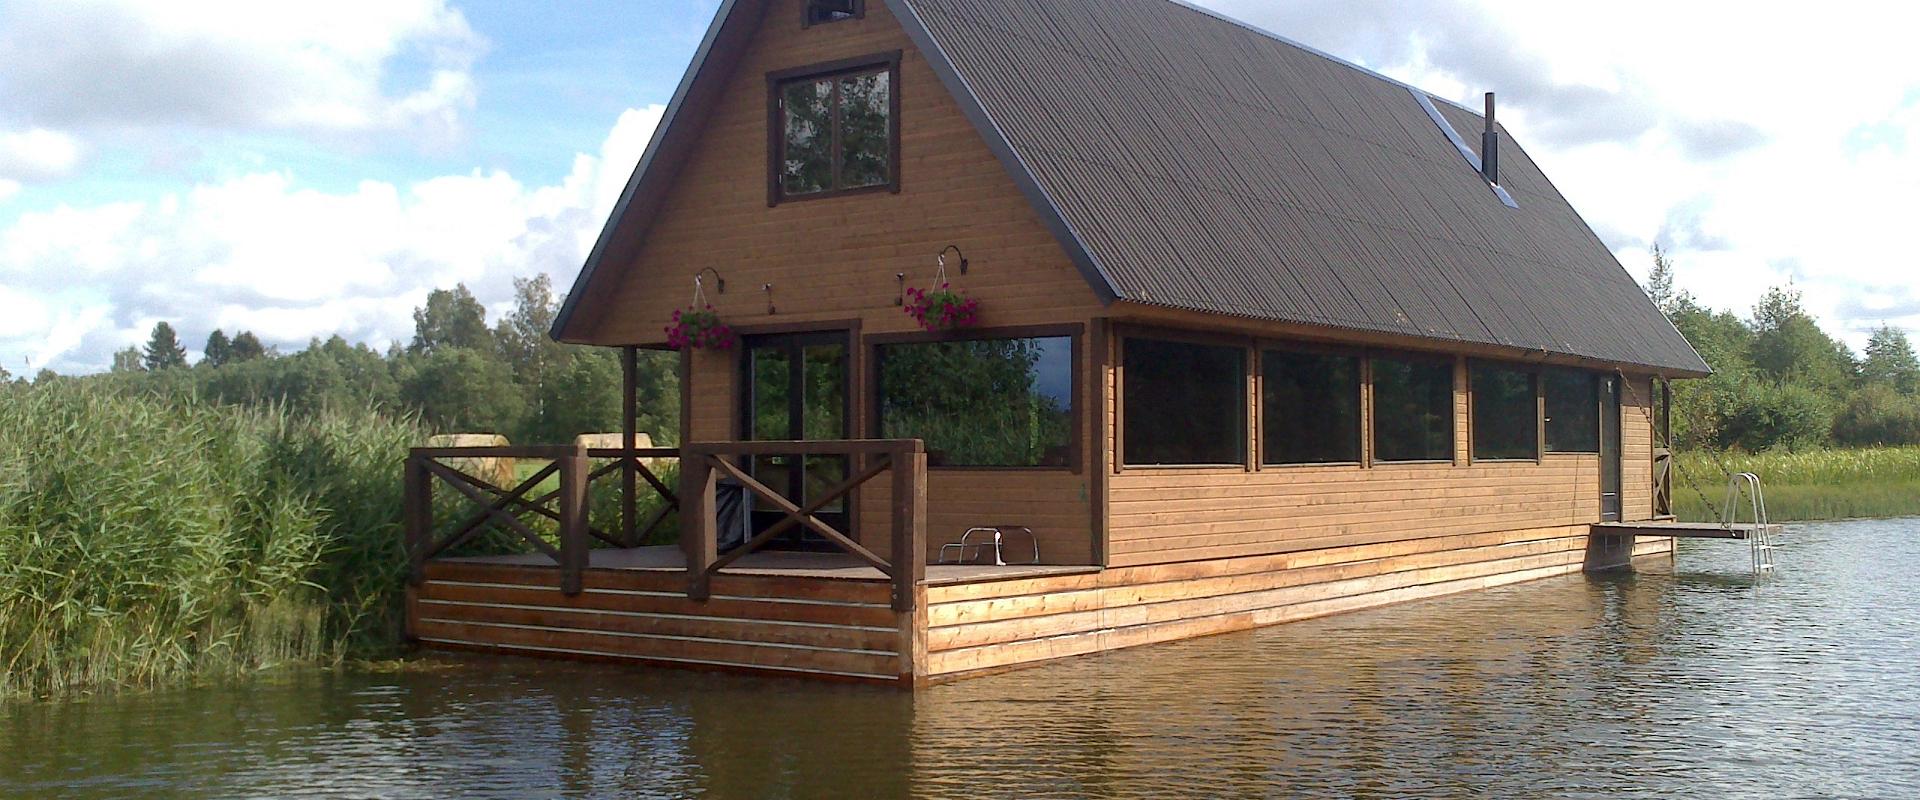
[402,0,1711,685]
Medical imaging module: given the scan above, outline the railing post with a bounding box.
[680,449,718,601]
[403,453,432,586]
[558,444,589,596]
[621,345,639,546]
[890,445,927,612]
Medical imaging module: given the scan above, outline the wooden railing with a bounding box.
[679,440,927,612]
[403,444,680,595]
[1654,447,1675,518]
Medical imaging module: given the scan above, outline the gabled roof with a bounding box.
[555,0,1709,376]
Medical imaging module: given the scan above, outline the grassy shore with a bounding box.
[0,381,421,699]
[1672,447,1920,522]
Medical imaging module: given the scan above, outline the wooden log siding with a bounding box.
[1102,360,1660,569]
[920,525,1672,680]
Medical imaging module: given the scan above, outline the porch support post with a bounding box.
[558,444,589,596]
[621,345,638,546]
[403,453,432,587]
[889,446,926,612]
[680,448,718,601]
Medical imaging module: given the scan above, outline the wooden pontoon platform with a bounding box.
[1592,520,1784,540]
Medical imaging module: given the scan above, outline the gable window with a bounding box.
[1371,354,1454,462]
[804,0,863,26]
[1545,369,1600,453]
[1471,362,1539,461]
[1262,347,1362,465]
[1124,337,1246,466]
[876,335,1075,468]
[769,52,900,204]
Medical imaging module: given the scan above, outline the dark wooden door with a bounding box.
[740,331,850,549]
[1600,374,1623,521]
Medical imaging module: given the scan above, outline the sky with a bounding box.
[1,0,1916,375]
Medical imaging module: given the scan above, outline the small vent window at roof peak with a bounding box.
[805,0,862,26]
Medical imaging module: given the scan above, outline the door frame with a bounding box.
[1599,373,1624,522]
[732,321,863,545]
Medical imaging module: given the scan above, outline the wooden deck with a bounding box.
[1592,520,1783,540]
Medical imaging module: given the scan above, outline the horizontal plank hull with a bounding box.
[407,530,1675,685]
[922,526,1673,681]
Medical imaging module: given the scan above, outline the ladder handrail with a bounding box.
[1720,472,1774,574]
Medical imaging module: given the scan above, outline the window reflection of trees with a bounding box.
[879,337,1072,468]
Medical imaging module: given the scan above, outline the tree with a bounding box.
[410,284,492,354]
[1748,286,1855,393]
[142,322,189,370]
[1644,244,1682,314]
[1862,325,1920,394]
[402,348,525,433]
[111,346,145,373]
[229,331,268,362]
[203,330,233,367]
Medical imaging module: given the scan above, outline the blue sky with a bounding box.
[2,0,1916,375]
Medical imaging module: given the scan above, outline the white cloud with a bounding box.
[0,179,19,201]
[0,0,484,141]
[0,128,83,181]
[0,105,666,373]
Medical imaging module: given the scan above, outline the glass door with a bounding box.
[1600,374,1623,521]
[741,331,850,549]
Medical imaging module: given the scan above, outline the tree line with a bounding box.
[12,275,679,446]
[1650,247,1920,451]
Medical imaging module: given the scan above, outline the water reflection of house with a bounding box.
[405,0,1705,685]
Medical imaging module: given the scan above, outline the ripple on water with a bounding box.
[4,519,1920,799]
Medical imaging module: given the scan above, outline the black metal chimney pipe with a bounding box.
[1481,92,1499,185]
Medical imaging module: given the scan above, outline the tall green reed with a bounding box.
[0,381,422,698]
[1671,446,1920,522]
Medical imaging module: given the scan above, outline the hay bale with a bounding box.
[572,432,652,451]
[574,432,670,475]
[425,433,516,488]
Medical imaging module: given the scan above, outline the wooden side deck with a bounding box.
[1592,520,1783,540]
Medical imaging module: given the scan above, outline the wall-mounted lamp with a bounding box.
[894,273,906,305]
[762,283,777,315]
[937,245,969,275]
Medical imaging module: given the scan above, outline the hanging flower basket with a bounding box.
[904,283,980,332]
[666,305,735,350]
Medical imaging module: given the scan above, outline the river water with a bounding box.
[6,518,1919,799]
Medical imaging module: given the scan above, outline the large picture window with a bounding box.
[876,336,1073,468]
[1545,369,1600,453]
[1471,363,1539,461]
[771,54,899,203]
[1263,348,1362,464]
[1124,337,1246,466]
[1372,355,1454,462]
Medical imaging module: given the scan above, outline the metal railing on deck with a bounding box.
[678,439,927,612]
[402,444,680,595]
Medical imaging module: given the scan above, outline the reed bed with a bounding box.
[1671,447,1920,522]
[0,381,421,699]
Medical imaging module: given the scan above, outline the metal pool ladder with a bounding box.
[1722,472,1775,574]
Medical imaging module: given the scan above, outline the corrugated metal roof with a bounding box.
[892,0,1708,374]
